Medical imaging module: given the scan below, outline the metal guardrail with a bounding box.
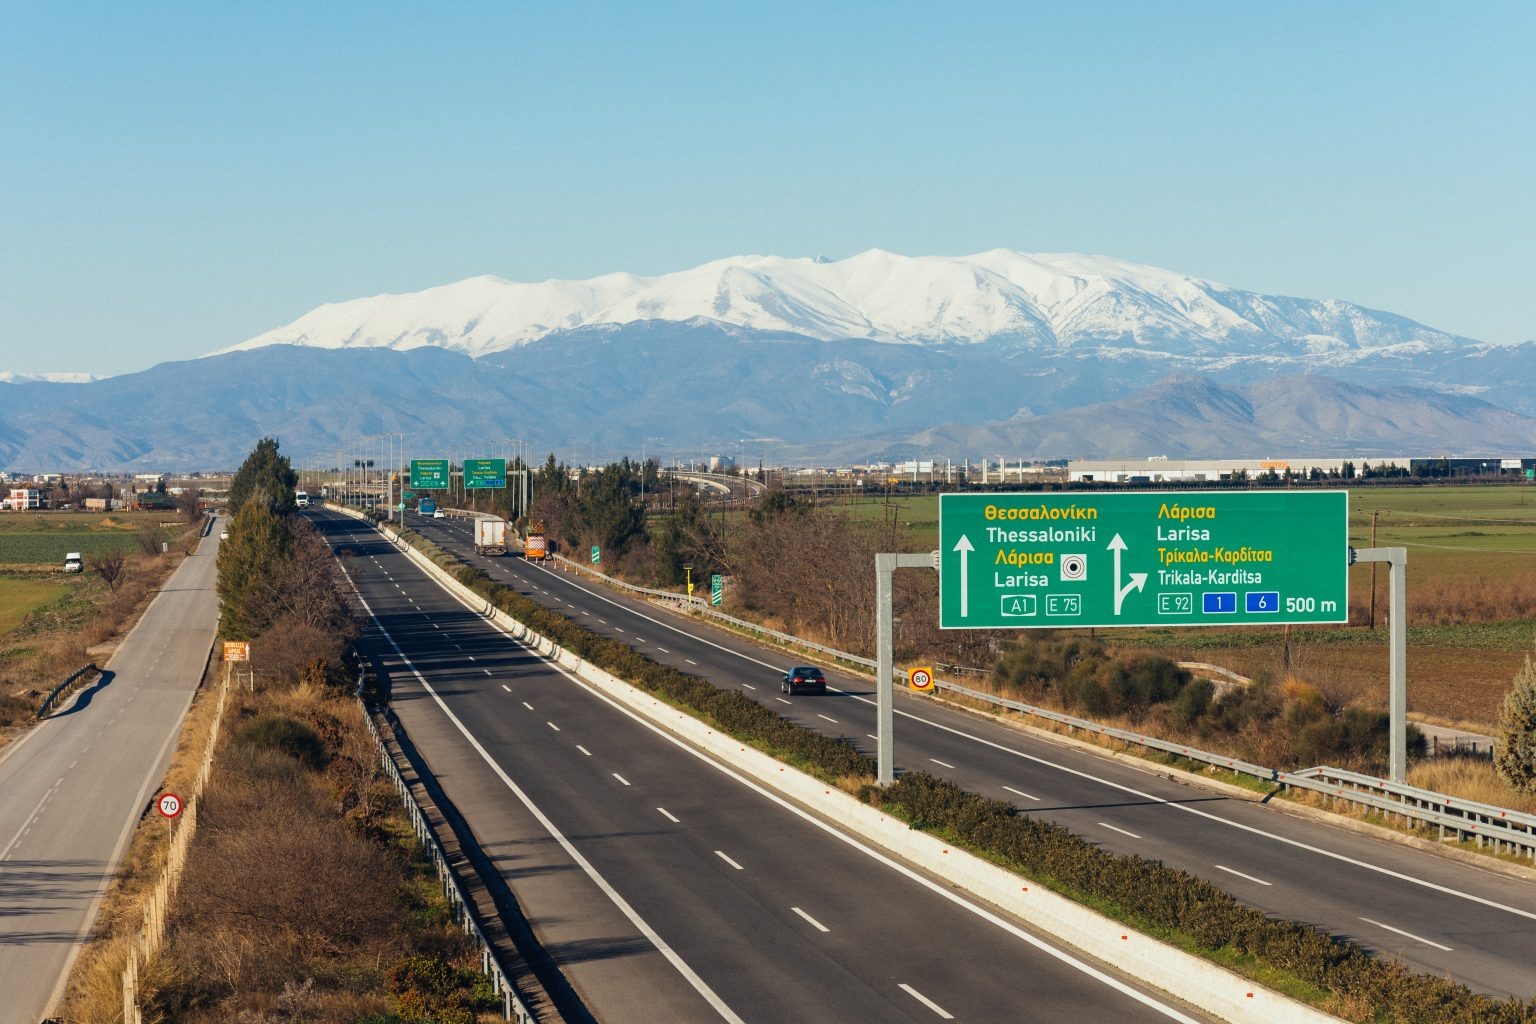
[358,696,536,1023]
[489,533,1536,861]
[36,663,98,717]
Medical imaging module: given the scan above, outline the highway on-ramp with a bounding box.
[0,522,221,1024]
[319,510,1213,1023]
[409,509,1536,1000]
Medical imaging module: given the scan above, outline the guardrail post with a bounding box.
[1353,547,1408,782]
[875,551,939,786]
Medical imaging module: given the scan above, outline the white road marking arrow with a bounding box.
[1108,533,1147,615]
[953,534,974,617]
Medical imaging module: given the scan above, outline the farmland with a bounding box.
[833,484,1536,728]
[0,511,182,566]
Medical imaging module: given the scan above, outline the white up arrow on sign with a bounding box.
[953,534,974,617]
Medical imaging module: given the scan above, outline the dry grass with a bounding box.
[1407,756,1536,815]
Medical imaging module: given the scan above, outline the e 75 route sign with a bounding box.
[939,491,1348,629]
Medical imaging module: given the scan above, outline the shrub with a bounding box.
[232,713,326,770]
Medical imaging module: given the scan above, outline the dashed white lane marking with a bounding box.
[502,685,512,692]
[1215,864,1272,887]
[714,850,744,870]
[522,701,535,711]
[1099,822,1142,840]
[867,734,878,741]
[817,714,839,723]
[929,758,955,769]
[742,684,756,690]
[791,907,830,933]
[633,636,646,643]
[547,722,561,732]
[658,807,680,823]
[467,655,476,662]
[484,669,493,676]
[686,659,698,665]
[1360,916,1453,951]
[577,745,592,756]
[613,773,631,786]
[899,983,954,1019]
[775,698,793,705]
[656,646,669,654]
[1003,785,1041,801]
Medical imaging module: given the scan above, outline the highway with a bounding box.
[407,510,1536,1000]
[318,510,1212,1023]
[0,522,221,1024]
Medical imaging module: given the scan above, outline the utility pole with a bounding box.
[1368,510,1380,629]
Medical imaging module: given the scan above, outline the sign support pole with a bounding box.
[1353,547,1408,781]
[876,551,939,786]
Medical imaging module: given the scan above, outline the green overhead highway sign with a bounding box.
[464,458,507,489]
[409,459,450,490]
[939,491,1349,629]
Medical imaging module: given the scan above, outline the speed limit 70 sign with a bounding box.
[157,792,183,818]
[908,666,935,693]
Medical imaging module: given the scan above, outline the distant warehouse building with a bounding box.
[1067,457,1412,484]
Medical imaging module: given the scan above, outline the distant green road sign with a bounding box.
[710,574,723,606]
[939,491,1349,629]
[402,490,416,500]
[410,459,450,490]
[464,458,507,489]
[591,545,601,564]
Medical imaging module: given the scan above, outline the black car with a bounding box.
[781,665,827,695]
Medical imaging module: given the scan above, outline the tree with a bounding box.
[89,549,128,594]
[1495,654,1536,793]
[217,499,294,639]
[228,437,297,516]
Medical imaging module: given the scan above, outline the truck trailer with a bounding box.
[474,517,507,555]
[524,518,547,560]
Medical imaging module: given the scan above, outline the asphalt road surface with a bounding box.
[0,522,220,1024]
[321,511,1214,1023]
[404,509,1536,1000]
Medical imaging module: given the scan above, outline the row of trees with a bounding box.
[218,440,352,674]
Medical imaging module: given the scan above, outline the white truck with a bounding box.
[63,551,82,573]
[474,517,508,556]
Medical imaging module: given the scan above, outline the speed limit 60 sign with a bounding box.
[157,792,183,818]
[908,666,935,692]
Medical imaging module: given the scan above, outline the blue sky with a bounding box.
[2,2,1532,376]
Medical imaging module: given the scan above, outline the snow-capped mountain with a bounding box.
[216,249,1473,362]
[0,371,98,384]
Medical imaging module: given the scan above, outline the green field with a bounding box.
[0,512,181,565]
[0,577,67,634]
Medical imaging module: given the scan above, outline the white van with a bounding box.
[64,552,82,573]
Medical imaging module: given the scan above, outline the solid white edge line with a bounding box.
[898,983,955,1020]
[1099,822,1143,840]
[714,850,744,870]
[518,548,1536,924]
[1214,864,1272,887]
[345,582,745,1024]
[1359,916,1453,952]
[791,906,830,933]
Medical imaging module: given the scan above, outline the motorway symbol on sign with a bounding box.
[409,459,450,490]
[464,458,507,490]
[939,491,1348,629]
[908,666,934,692]
[157,793,183,818]
[591,545,601,564]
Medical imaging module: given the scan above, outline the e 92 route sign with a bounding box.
[939,491,1348,629]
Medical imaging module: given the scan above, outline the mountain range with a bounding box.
[4,250,1533,471]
